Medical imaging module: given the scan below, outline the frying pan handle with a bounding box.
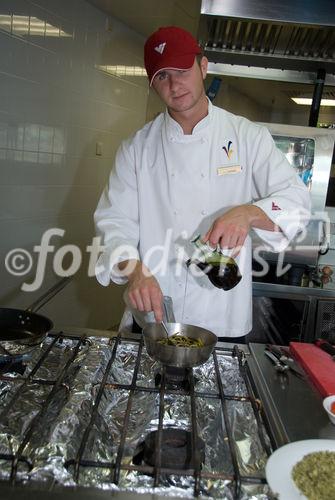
[26,276,72,313]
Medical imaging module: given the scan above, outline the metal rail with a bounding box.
[71,333,121,482]
[112,338,144,484]
[153,366,166,487]
[189,369,202,496]
[212,349,242,498]
[234,347,274,456]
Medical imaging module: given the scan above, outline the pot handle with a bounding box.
[26,276,72,313]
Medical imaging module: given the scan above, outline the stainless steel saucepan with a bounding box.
[142,321,217,368]
[124,291,217,368]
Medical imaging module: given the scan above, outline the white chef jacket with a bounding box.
[94,100,311,337]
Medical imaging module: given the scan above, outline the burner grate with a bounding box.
[0,332,273,498]
[133,428,206,470]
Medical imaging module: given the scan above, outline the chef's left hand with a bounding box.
[203,205,250,257]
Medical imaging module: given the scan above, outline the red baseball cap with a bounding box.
[144,26,202,85]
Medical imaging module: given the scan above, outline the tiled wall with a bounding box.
[0,0,148,329]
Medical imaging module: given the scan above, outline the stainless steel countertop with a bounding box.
[247,342,335,446]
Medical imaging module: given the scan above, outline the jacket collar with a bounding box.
[164,98,212,142]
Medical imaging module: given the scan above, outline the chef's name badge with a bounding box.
[217,165,242,176]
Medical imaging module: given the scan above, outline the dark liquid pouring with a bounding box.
[186,259,242,291]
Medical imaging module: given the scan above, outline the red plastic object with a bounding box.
[290,342,335,397]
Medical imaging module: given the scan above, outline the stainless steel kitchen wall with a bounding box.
[0,0,148,328]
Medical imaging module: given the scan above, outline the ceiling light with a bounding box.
[291,97,335,106]
[96,65,147,77]
[0,14,72,37]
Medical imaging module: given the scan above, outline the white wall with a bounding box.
[208,79,272,122]
[270,107,335,127]
[0,0,149,329]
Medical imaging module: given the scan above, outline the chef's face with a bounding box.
[152,56,208,114]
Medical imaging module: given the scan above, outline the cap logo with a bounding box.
[154,42,166,54]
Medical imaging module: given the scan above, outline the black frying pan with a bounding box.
[0,277,71,356]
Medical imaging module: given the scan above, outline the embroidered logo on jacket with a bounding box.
[272,202,281,211]
[222,141,233,159]
[154,42,166,54]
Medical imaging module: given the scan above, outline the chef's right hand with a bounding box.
[119,259,164,322]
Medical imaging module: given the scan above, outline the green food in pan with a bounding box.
[158,334,204,348]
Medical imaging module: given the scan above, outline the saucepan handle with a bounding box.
[124,290,175,327]
[162,296,175,323]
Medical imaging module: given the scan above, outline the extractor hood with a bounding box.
[199,0,335,77]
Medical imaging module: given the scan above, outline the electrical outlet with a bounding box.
[96,141,103,156]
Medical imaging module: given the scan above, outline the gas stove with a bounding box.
[0,329,280,499]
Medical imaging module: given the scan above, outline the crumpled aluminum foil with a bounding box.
[0,335,273,499]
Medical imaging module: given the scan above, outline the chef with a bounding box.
[94,26,311,341]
